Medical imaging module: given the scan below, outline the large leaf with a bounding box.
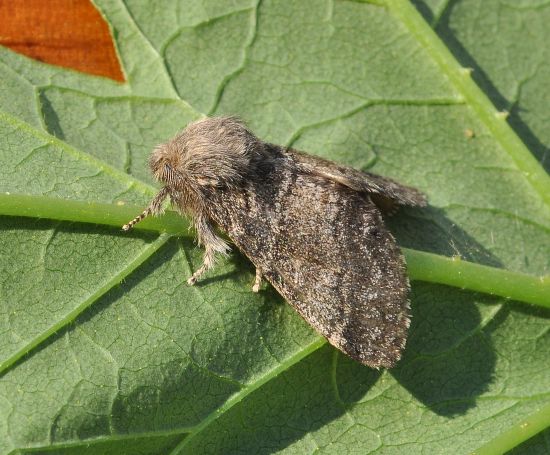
[0,0,549,454]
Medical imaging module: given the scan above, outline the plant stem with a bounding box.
[405,249,550,308]
[0,192,187,234]
[2,193,548,308]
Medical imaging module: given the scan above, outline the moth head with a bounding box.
[148,141,183,185]
[149,116,264,192]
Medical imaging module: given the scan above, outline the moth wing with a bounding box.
[215,169,411,368]
[285,149,427,212]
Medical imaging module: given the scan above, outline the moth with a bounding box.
[123,117,426,368]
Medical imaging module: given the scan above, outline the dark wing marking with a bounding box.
[284,148,427,213]
[208,160,411,368]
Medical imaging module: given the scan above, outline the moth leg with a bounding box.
[186,247,215,285]
[187,216,230,286]
[122,187,169,231]
[252,267,262,293]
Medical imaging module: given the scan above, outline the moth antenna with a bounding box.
[122,209,150,231]
[122,187,170,231]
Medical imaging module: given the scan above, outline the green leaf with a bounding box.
[0,1,549,454]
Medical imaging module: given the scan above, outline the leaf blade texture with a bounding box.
[0,1,549,454]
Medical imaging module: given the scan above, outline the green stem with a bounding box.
[405,249,550,308]
[472,401,550,455]
[2,193,548,308]
[0,193,187,234]
[386,0,550,205]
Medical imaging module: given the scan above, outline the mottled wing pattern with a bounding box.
[209,154,412,368]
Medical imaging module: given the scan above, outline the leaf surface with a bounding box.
[0,1,549,454]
